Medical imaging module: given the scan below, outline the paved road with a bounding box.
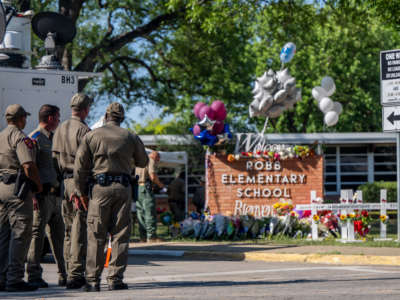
[1,256,399,299]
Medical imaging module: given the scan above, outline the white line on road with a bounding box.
[128,266,400,282]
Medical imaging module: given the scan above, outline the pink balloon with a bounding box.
[193,124,202,135]
[193,102,206,119]
[198,105,216,120]
[210,100,227,121]
[211,121,224,135]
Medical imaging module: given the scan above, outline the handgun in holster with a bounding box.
[132,175,139,202]
[13,169,36,200]
[145,179,153,193]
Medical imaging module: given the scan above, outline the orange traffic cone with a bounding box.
[104,236,112,268]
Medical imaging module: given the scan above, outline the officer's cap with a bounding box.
[106,102,125,119]
[5,104,30,120]
[70,93,93,109]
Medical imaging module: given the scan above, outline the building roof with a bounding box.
[139,132,397,146]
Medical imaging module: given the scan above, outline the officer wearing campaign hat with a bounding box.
[52,93,92,289]
[0,104,42,292]
[74,102,148,292]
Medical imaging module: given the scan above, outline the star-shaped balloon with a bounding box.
[198,114,216,130]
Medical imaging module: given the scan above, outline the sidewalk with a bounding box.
[128,241,400,266]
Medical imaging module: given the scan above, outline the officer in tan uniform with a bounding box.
[74,102,148,292]
[52,93,92,289]
[135,151,166,242]
[26,104,67,288]
[167,171,186,222]
[0,104,42,292]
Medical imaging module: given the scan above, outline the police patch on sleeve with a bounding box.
[23,137,34,149]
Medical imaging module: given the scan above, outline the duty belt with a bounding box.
[94,173,131,187]
[0,173,17,184]
[63,172,74,179]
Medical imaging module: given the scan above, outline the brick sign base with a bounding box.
[206,154,324,217]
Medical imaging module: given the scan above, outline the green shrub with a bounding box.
[357,181,397,203]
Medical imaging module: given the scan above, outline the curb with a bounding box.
[128,249,400,266]
[128,249,185,257]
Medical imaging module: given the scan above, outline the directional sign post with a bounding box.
[381,49,400,242]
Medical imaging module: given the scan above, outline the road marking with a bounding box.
[128,266,400,282]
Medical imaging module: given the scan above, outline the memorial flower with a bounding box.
[380,214,389,224]
[312,214,320,223]
[339,214,347,222]
[227,154,235,162]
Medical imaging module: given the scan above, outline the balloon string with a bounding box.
[260,117,269,136]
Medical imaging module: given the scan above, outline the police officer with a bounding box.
[0,104,42,292]
[167,171,186,222]
[136,151,166,242]
[52,93,92,289]
[74,102,148,291]
[26,104,67,288]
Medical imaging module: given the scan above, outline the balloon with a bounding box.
[284,77,296,92]
[211,100,227,121]
[324,111,339,127]
[198,114,216,129]
[321,76,336,96]
[319,97,334,113]
[276,68,291,84]
[259,94,273,112]
[198,105,216,120]
[193,129,218,146]
[332,101,343,115]
[193,102,206,119]
[274,89,287,103]
[192,124,202,135]
[211,121,224,135]
[280,42,296,64]
[267,104,284,118]
[311,86,328,102]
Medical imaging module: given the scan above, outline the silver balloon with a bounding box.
[259,94,273,113]
[198,114,216,129]
[319,97,334,113]
[284,77,296,92]
[321,76,336,96]
[324,111,339,127]
[311,86,328,102]
[274,89,287,103]
[332,101,343,114]
[267,104,285,118]
[276,68,291,84]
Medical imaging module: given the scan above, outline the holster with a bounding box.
[13,169,34,199]
[145,180,152,192]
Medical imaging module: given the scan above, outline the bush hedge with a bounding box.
[357,181,397,203]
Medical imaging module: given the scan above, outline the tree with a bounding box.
[25,1,400,133]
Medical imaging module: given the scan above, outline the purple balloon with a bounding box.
[211,121,224,135]
[193,124,202,135]
[193,102,206,119]
[199,105,216,120]
[210,100,227,121]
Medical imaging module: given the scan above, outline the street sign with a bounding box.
[380,49,400,105]
[382,106,400,132]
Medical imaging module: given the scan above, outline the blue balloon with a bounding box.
[190,123,232,147]
[163,215,171,223]
[280,42,296,64]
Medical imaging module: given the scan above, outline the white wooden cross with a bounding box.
[296,189,397,241]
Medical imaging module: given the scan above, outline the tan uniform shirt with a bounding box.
[52,116,90,174]
[74,121,149,196]
[29,126,57,185]
[135,157,156,184]
[0,124,35,175]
